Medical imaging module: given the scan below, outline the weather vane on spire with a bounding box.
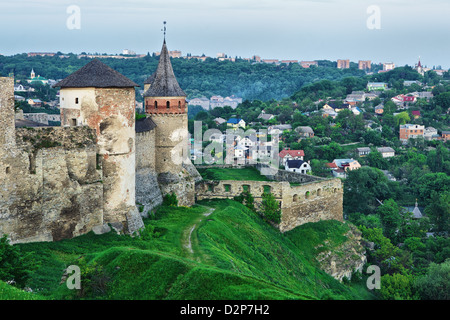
[162,21,167,40]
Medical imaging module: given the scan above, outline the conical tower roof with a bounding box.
[53,59,139,88]
[143,40,185,97]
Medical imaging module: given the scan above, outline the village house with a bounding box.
[279,148,305,167]
[268,124,292,135]
[295,126,315,139]
[214,117,227,126]
[375,104,384,115]
[356,147,371,157]
[285,159,311,174]
[257,110,275,121]
[377,147,395,158]
[331,159,361,178]
[27,98,42,108]
[442,131,450,142]
[423,127,439,141]
[227,118,246,129]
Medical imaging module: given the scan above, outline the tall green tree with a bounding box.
[376,199,402,240]
[424,191,450,232]
[344,167,391,214]
[260,192,281,224]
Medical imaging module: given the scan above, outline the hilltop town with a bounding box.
[0,40,449,302]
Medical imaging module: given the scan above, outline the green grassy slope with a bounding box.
[197,167,270,181]
[4,199,372,300]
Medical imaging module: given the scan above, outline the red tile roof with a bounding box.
[279,149,305,158]
[326,162,338,169]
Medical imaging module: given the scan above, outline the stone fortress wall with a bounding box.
[195,165,343,232]
[0,77,105,244]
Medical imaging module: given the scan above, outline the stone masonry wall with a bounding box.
[0,126,104,244]
[135,130,163,215]
[195,177,343,233]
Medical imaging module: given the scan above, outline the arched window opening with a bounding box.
[166,101,170,109]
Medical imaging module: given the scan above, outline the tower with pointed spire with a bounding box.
[415,57,424,76]
[142,37,198,206]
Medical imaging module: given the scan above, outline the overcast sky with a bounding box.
[1,0,449,68]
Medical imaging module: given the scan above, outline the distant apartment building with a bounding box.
[188,97,210,110]
[281,60,298,64]
[300,61,318,68]
[358,60,371,70]
[27,52,56,57]
[155,50,182,58]
[122,49,136,55]
[262,59,280,65]
[337,59,350,69]
[399,124,425,142]
[189,95,242,110]
[218,56,236,62]
[383,62,395,71]
[252,55,261,62]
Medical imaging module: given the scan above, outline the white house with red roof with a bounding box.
[279,148,305,167]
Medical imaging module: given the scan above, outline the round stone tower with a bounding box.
[143,39,196,205]
[54,59,144,233]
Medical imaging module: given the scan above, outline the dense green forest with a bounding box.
[0,53,367,101]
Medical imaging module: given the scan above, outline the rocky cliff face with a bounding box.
[315,224,367,281]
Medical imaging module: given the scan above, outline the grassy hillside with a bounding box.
[197,167,270,181]
[3,199,373,300]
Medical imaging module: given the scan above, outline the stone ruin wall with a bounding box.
[195,166,343,233]
[0,125,105,244]
[279,178,343,232]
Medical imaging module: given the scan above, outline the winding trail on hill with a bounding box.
[183,206,215,257]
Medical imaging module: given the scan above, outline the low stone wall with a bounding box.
[280,178,343,232]
[195,176,343,233]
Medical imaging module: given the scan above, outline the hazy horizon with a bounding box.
[1,0,449,69]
